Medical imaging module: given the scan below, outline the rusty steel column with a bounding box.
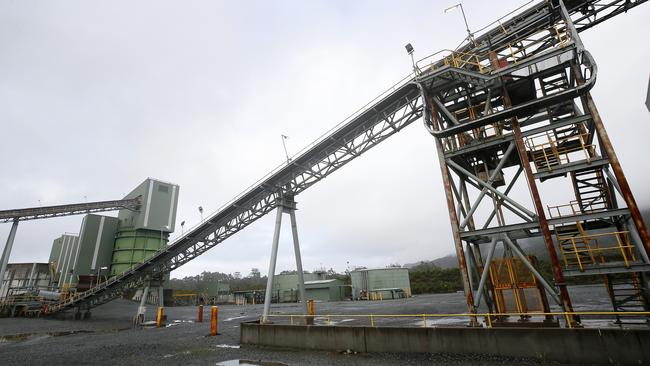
[510,118,575,315]
[571,62,650,257]
[493,67,575,314]
[428,96,476,315]
[435,138,476,314]
[579,95,650,257]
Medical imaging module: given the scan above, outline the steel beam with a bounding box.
[511,110,574,314]
[261,206,283,323]
[459,142,516,229]
[0,219,19,297]
[289,208,308,316]
[425,91,476,316]
[0,196,141,223]
[473,237,497,308]
[502,235,562,307]
[446,159,536,219]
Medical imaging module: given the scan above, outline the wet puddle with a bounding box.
[165,319,195,328]
[0,330,94,345]
[216,360,287,366]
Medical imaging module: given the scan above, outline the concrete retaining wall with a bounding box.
[241,322,650,365]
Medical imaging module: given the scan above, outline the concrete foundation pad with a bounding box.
[241,322,650,365]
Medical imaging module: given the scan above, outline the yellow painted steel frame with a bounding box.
[487,256,545,315]
[525,132,596,173]
[557,230,636,271]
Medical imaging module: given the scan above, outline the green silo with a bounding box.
[110,178,179,276]
[110,229,168,275]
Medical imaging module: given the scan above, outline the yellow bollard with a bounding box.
[210,306,219,336]
[198,304,203,323]
[156,307,164,328]
[307,299,315,325]
[379,292,383,301]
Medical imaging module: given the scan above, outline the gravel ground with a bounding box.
[0,285,623,365]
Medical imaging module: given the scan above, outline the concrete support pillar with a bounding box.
[0,219,19,297]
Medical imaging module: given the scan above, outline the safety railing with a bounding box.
[547,200,607,218]
[265,311,650,329]
[525,131,596,172]
[556,230,637,271]
[416,49,491,75]
[415,13,571,75]
[443,50,489,73]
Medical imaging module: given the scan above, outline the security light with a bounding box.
[405,43,414,55]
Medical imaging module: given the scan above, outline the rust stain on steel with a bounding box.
[572,65,650,257]
[588,100,650,254]
[428,94,476,314]
[511,118,575,314]
[498,78,576,316]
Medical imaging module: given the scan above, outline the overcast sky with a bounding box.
[1,1,648,280]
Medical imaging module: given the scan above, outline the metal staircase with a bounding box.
[571,168,609,212]
[605,273,650,324]
[555,222,595,268]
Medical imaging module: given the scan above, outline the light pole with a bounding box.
[281,135,291,164]
[444,3,475,45]
[180,221,185,234]
[405,43,418,75]
[198,206,204,222]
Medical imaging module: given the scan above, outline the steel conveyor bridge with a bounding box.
[46,0,647,314]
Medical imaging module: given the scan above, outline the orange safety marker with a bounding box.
[198,304,203,323]
[156,307,164,328]
[210,306,218,336]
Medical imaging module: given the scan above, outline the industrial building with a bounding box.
[303,279,346,302]
[48,234,80,290]
[0,178,180,300]
[272,272,325,303]
[111,178,179,276]
[0,263,53,299]
[351,267,411,300]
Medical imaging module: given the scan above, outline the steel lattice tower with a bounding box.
[417,0,650,325]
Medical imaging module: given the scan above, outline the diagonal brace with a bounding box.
[460,142,516,229]
[447,159,537,219]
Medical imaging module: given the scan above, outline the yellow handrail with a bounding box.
[264,310,650,328]
[556,230,636,270]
